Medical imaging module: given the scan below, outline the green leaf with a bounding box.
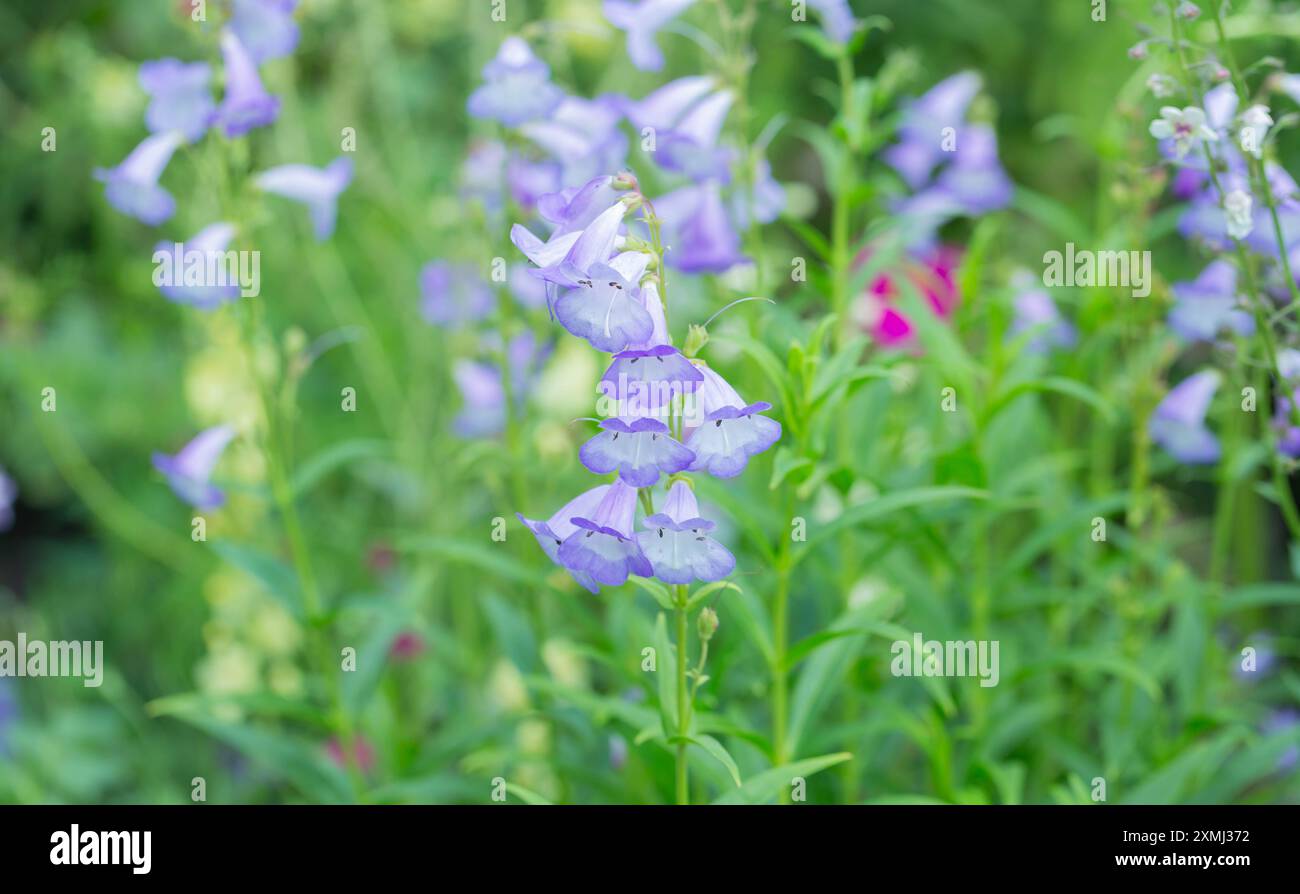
[630,576,676,611]
[397,535,551,589]
[505,782,554,805]
[289,438,392,498]
[1223,583,1300,611]
[793,486,989,564]
[981,376,1115,427]
[711,752,852,805]
[210,541,303,619]
[685,580,740,612]
[690,734,742,787]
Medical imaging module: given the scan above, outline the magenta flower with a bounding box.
[579,417,694,487]
[518,484,612,594]
[153,223,242,310]
[139,59,215,141]
[1150,370,1222,465]
[230,0,300,64]
[467,37,563,126]
[636,481,735,585]
[557,480,653,588]
[215,30,280,138]
[683,366,780,478]
[151,425,236,510]
[94,131,182,225]
[255,157,353,240]
[603,0,697,72]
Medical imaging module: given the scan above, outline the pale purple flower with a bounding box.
[883,72,983,189]
[460,140,508,213]
[809,0,856,44]
[139,59,215,142]
[152,425,236,510]
[1149,106,1217,160]
[93,131,182,225]
[255,157,353,240]
[519,96,629,189]
[419,262,495,328]
[154,222,242,310]
[509,263,549,309]
[1009,275,1076,354]
[683,365,781,478]
[215,29,280,138]
[506,155,562,212]
[636,480,735,585]
[603,0,697,72]
[655,181,745,273]
[731,157,786,230]
[579,417,694,487]
[623,77,733,182]
[1150,370,1221,465]
[467,37,563,126]
[518,485,612,594]
[599,344,703,416]
[557,479,653,588]
[537,175,624,237]
[230,0,300,64]
[1262,709,1299,772]
[511,196,630,289]
[1168,260,1253,342]
[452,360,505,438]
[0,467,16,532]
[554,255,656,351]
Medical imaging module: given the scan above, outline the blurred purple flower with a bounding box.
[230,0,300,64]
[655,181,745,273]
[1168,260,1253,342]
[467,37,563,126]
[215,30,280,137]
[518,484,611,594]
[509,263,549,309]
[1150,370,1221,465]
[520,96,629,190]
[152,425,236,510]
[94,131,182,225]
[556,479,653,588]
[153,222,242,310]
[683,366,780,478]
[884,72,983,189]
[451,360,505,439]
[419,262,495,328]
[623,77,733,182]
[603,0,697,72]
[139,59,215,141]
[636,480,735,584]
[809,0,857,44]
[0,467,16,532]
[1262,709,1299,772]
[255,157,353,240]
[1009,274,1076,354]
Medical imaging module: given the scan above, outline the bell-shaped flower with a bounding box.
[512,196,629,289]
[1149,106,1217,160]
[519,97,629,189]
[1150,370,1221,465]
[215,30,281,137]
[683,365,780,478]
[467,37,563,126]
[537,175,624,237]
[152,425,236,509]
[599,344,703,416]
[636,481,735,585]
[554,256,655,352]
[557,480,653,588]
[93,131,182,225]
[580,417,694,486]
[419,261,495,328]
[883,72,983,189]
[517,485,611,594]
[230,0,300,64]
[255,157,354,240]
[654,181,744,273]
[603,0,697,72]
[154,222,241,310]
[139,59,215,142]
[1168,260,1253,342]
[654,90,735,182]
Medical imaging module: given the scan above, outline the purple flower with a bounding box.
[215,30,280,138]
[255,157,353,240]
[467,37,563,126]
[683,366,781,478]
[655,181,744,273]
[153,222,242,309]
[557,479,653,588]
[517,484,612,593]
[93,131,182,225]
[884,72,983,189]
[511,196,629,289]
[506,154,562,212]
[599,344,703,416]
[636,480,735,584]
[731,157,786,230]
[1168,260,1253,342]
[230,0,300,64]
[139,59,215,142]
[1009,275,1076,354]
[509,263,549,309]
[623,77,733,182]
[0,678,16,757]
[152,425,236,509]
[0,467,16,532]
[419,262,495,328]
[579,417,694,486]
[1262,709,1299,772]
[452,360,505,438]
[1150,370,1221,465]
[603,0,697,72]
[520,96,629,189]
[460,140,508,213]
[623,76,717,133]
[628,279,669,350]
[809,0,857,44]
[537,175,624,237]
[554,256,656,352]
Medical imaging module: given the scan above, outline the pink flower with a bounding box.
[855,245,962,347]
[326,736,376,773]
[389,632,425,662]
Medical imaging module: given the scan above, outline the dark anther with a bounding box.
[715,419,723,427]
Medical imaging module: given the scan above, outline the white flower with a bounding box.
[1239,104,1273,159]
[1224,189,1254,241]
[1149,106,1218,159]
[1146,74,1177,99]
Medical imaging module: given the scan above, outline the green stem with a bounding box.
[674,585,690,805]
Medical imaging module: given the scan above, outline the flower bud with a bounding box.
[683,324,710,358]
[697,607,719,642]
[613,170,640,191]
